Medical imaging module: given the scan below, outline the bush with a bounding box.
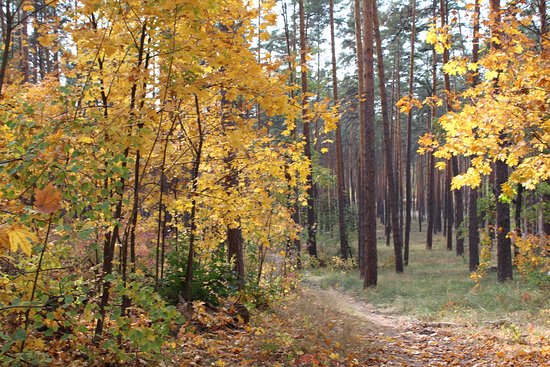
[513,233,550,286]
[160,243,238,306]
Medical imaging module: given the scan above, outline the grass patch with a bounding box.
[310,228,549,330]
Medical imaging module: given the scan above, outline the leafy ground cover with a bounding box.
[159,228,548,366]
[3,226,547,366]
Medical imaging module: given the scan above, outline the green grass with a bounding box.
[308,227,549,329]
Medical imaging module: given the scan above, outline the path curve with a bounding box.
[302,281,547,366]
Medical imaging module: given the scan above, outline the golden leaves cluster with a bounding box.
[420,7,549,193]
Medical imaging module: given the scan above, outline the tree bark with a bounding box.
[299,0,317,257]
[354,0,367,277]
[489,0,513,281]
[373,0,402,273]
[468,0,481,271]
[404,0,417,266]
[362,0,377,287]
[495,161,513,281]
[329,0,350,260]
[452,157,465,256]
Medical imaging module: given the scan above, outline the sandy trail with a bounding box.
[301,280,547,366]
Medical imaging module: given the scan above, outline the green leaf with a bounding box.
[12,328,27,341]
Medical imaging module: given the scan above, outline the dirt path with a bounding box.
[301,282,548,367]
[168,276,547,366]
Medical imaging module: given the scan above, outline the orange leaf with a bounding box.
[0,225,9,252]
[34,182,62,214]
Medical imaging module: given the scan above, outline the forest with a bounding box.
[0,0,548,365]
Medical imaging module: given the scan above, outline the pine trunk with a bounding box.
[374,0,403,273]
[362,0,378,287]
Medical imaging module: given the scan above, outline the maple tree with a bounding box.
[417,0,548,282]
[0,0,339,363]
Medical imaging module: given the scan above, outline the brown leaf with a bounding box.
[0,224,9,252]
[34,182,62,214]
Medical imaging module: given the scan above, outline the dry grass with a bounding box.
[311,226,550,339]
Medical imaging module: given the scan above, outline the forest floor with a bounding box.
[165,230,549,366]
[298,277,548,366]
[166,277,548,366]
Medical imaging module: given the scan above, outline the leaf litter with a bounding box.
[166,283,548,366]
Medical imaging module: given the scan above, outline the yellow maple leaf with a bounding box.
[435,161,447,170]
[34,182,62,214]
[22,2,35,12]
[2,225,37,255]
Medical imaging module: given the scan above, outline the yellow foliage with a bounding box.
[396,95,422,113]
[0,224,36,256]
[513,233,550,283]
[470,232,493,286]
[420,7,549,191]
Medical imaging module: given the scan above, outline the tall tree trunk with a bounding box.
[362,0,377,287]
[438,0,465,256]
[354,0,367,277]
[21,7,29,82]
[538,0,547,46]
[514,183,523,255]
[373,0,403,273]
[468,0,481,271]
[329,0,350,259]
[299,0,317,257]
[395,44,404,238]
[282,0,302,266]
[489,0,513,281]
[404,0,416,266]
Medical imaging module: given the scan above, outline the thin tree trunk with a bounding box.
[0,0,13,96]
[489,0,513,281]
[330,0,350,259]
[354,0,366,277]
[426,108,435,249]
[514,183,523,255]
[445,162,453,250]
[418,155,424,232]
[495,161,513,281]
[404,0,416,266]
[183,94,205,300]
[452,157,465,255]
[468,0,481,271]
[374,0,402,273]
[299,0,317,258]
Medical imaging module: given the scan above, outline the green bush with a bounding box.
[160,243,238,306]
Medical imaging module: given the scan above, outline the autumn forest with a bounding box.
[0,0,548,365]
